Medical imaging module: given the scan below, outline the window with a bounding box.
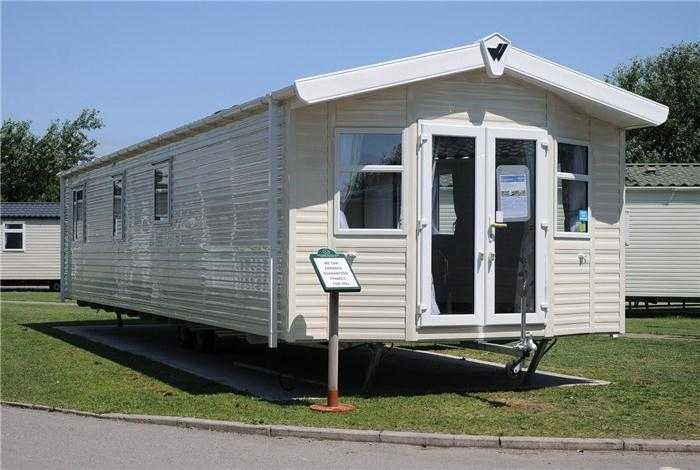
[153,162,170,223]
[72,187,85,241]
[2,222,25,251]
[336,130,403,232]
[556,142,589,235]
[113,176,124,239]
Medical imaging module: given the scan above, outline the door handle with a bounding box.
[491,222,508,229]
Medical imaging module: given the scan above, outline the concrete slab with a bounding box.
[56,324,324,402]
[53,324,605,403]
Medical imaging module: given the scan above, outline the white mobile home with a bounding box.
[1,202,61,290]
[625,163,700,304]
[60,34,668,374]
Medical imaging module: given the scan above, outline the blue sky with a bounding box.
[2,2,699,156]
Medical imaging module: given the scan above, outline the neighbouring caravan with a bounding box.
[1,202,61,290]
[625,163,700,307]
[60,34,668,376]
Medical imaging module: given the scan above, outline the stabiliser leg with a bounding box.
[522,338,557,383]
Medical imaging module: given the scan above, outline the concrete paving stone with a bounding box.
[270,425,381,443]
[624,438,700,453]
[499,435,623,451]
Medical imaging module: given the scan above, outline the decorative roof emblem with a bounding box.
[480,33,511,78]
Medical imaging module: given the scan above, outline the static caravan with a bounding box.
[60,33,668,377]
[1,202,61,290]
[625,163,700,307]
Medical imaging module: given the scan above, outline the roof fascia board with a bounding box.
[294,44,483,104]
[506,48,668,128]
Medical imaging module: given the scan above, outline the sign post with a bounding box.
[308,248,361,413]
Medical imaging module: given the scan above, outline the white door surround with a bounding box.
[418,122,549,328]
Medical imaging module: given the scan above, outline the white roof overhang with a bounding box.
[294,34,668,130]
[62,33,667,178]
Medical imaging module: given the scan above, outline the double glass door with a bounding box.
[419,124,547,327]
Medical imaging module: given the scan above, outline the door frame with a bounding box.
[417,121,486,327]
[485,127,549,326]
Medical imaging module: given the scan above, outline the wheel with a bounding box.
[194,330,216,353]
[505,360,523,379]
[177,326,194,349]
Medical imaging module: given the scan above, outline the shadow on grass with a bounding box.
[23,321,596,402]
[24,319,309,406]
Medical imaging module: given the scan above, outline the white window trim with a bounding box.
[152,158,172,225]
[112,173,126,240]
[2,221,25,251]
[554,138,591,240]
[72,184,86,242]
[333,128,407,236]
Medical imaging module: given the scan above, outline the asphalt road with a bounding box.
[1,407,697,470]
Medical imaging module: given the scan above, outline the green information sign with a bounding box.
[309,249,361,293]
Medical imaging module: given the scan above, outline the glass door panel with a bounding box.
[431,135,476,315]
[493,138,536,314]
[419,124,485,327]
[485,129,547,326]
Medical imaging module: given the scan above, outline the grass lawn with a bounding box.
[1,302,698,439]
[1,290,62,302]
[626,316,700,337]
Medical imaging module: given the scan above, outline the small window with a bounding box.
[113,176,124,239]
[3,222,25,251]
[72,187,85,241]
[556,142,589,235]
[336,131,403,232]
[154,162,170,223]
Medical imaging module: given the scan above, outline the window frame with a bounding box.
[152,158,172,225]
[2,221,25,251]
[72,184,87,242]
[554,138,591,239]
[333,128,407,236]
[112,172,126,240]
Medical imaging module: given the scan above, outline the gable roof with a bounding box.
[0,202,61,219]
[626,163,700,188]
[294,33,668,129]
[61,32,668,179]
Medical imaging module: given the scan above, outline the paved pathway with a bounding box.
[1,407,697,470]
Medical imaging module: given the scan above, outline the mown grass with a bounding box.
[0,290,62,302]
[1,302,698,439]
[626,316,700,337]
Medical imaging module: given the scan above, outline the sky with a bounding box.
[2,1,699,156]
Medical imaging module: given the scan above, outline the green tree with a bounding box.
[607,42,699,163]
[1,109,103,202]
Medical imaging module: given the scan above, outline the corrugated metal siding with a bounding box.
[289,87,409,341]
[0,218,60,280]
[548,95,592,336]
[625,188,700,297]
[590,120,623,333]
[63,109,283,337]
[551,245,590,335]
[289,104,330,340]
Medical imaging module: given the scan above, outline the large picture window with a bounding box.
[153,161,170,224]
[113,176,124,238]
[556,142,590,235]
[72,187,85,241]
[2,222,25,251]
[335,130,403,233]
